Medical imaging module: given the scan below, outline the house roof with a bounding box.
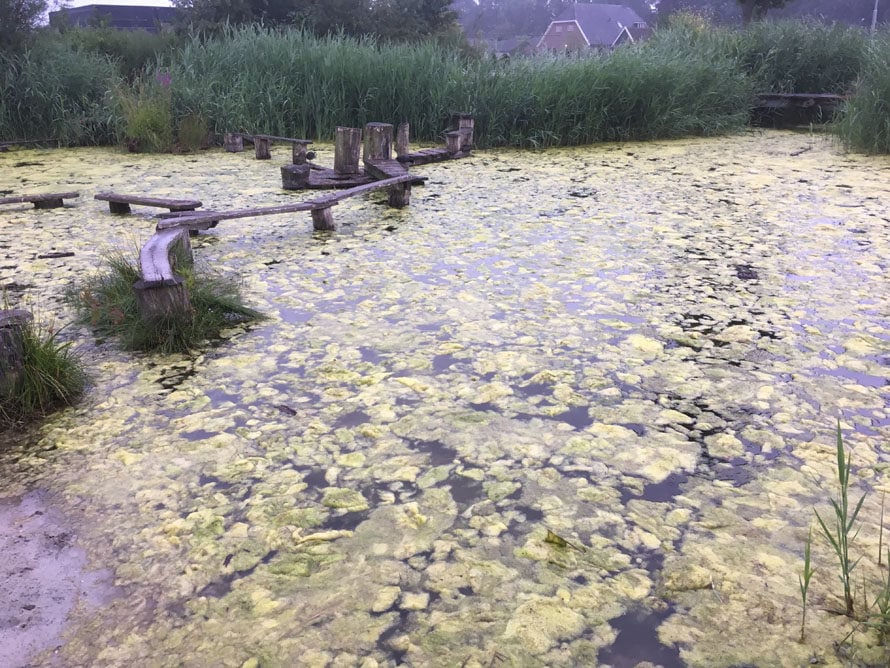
[49,5,179,31]
[553,3,647,47]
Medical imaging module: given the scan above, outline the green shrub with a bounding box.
[67,251,263,354]
[0,320,87,428]
[116,73,174,152]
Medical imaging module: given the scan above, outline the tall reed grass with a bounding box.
[0,20,885,150]
[834,34,890,154]
[0,39,121,145]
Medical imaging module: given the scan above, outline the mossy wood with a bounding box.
[334,127,362,175]
[0,192,80,209]
[134,228,193,321]
[95,192,202,214]
[0,309,33,396]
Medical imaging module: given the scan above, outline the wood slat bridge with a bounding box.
[95,192,203,214]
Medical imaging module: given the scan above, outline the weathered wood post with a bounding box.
[311,204,336,232]
[292,140,312,165]
[454,113,474,150]
[334,127,362,175]
[0,309,33,397]
[395,122,410,159]
[254,136,272,160]
[224,133,244,152]
[445,131,462,155]
[364,123,393,162]
[133,229,193,322]
[281,164,311,190]
[388,182,411,208]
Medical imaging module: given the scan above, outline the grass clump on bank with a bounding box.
[67,252,264,354]
[0,321,87,429]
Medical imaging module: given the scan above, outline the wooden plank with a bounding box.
[249,134,312,144]
[139,228,190,285]
[156,200,326,231]
[363,158,408,180]
[0,191,80,206]
[95,192,202,211]
[311,174,417,207]
[158,174,415,231]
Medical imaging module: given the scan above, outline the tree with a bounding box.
[737,0,792,25]
[0,0,48,52]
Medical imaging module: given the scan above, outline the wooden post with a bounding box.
[395,122,410,159]
[281,164,310,190]
[292,140,312,165]
[334,127,362,175]
[109,201,131,214]
[224,133,244,152]
[364,123,393,162]
[445,131,461,155]
[388,182,411,208]
[0,309,33,397]
[134,229,193,322]
[254,136,272,160]
[311,206,336,231]
[455,113,474,149]
[133,277,192,321]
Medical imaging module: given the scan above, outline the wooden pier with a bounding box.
[752,93,847,125]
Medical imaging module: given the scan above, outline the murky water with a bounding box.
[1,131,889,667]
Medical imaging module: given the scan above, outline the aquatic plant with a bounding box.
[0,320,87,429]
[798,526,815,642]
[67,251,263,354]
[814,423,866,617]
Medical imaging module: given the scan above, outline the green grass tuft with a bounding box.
[0,321,87,429]
[67,251,264,354]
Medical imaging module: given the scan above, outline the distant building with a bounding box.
[49,5,179,32]
[537,3,650,51]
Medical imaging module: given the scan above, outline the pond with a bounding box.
[1,130,889,667]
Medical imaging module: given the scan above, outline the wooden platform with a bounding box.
[398,147,469,166]
[754,93,846,111]
[0,192,79,209]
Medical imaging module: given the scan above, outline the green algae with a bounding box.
[0,133,889,666]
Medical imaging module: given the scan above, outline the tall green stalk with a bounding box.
[814,422,867,617]
[798,526,816,642]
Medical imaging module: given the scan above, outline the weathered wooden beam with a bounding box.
[445,131,462,155]
[157,201,325,231]
[224,133,244,152]
[0,192,80,209]
[134,229,193,322]
[311,206,336,231]
[0,309,33,397]
[388,182,411,208]
[395,122,410,159]
[364,123,393,163]
[95,192,202,213]
[334,127,362,175]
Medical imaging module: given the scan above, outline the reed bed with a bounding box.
[0,21,887,151]
[834,34,890,154]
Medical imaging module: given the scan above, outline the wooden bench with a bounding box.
[0,192,80,209]
[95,192,202,215]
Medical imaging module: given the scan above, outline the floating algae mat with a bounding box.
[1,132,889,667]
